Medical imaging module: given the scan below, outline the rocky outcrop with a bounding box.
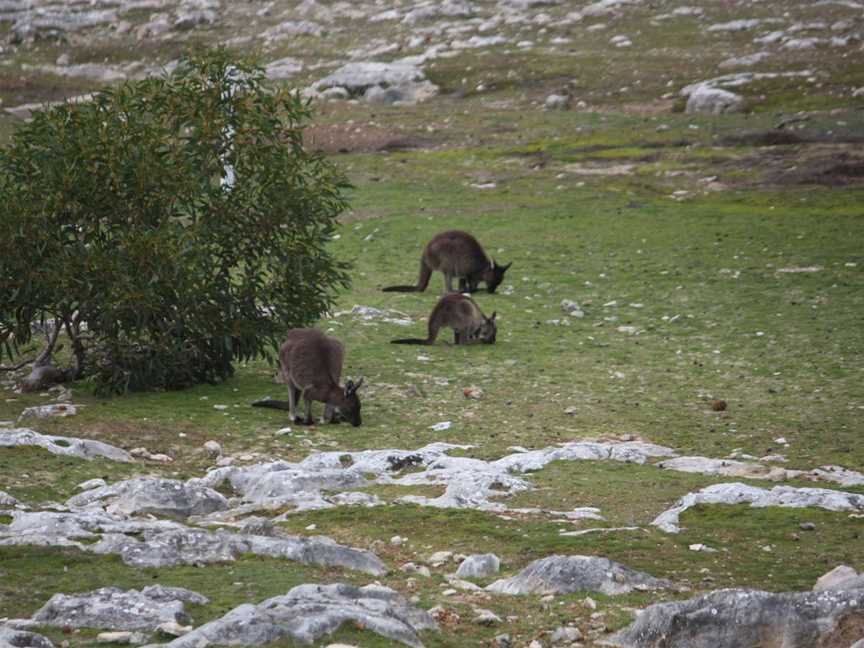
[0,510,386,574]
[456,554,500,579]
[196,440,674,518]
[310,62,439,105]
[66,478,229,519]
[0,428,132,462]
[140,583,436,648]
[487,555,672,596]
[685,86,746,114]
[652,482,864,533]
[601,588,864,648]
[31,585,207,631]
[814,565,864,592]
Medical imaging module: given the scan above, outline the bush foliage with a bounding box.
[0,50,351,393]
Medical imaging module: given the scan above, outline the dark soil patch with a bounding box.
[721,130,808,147]
[783,153,864,186]
[721,130,864,148]
[304,123,436,154]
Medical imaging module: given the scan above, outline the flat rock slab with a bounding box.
[601,588,864,648]
[659,456,864,487]
[0,428,132,463]
[652,482,864,533]
[32,585,207,631]
[198,440,675,517]
[486,555,672,596]
[0,510,386,574]
[140,583,436,648]
[66,478,229,519]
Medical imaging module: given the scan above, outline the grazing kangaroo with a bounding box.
[382,230,512,294]
[253,329,363,427]
[391,293,497,345]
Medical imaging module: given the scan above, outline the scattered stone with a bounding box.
[561,300,585,317]
[685,86,745,115]
[0,490,20,507]
[718,52,770,69]
[0,428,132,463]
[707,19,763,32]
[813,565,864,591]
[391,535,406,546]
[203,441,222,458]
[428,550,454,566]
[602,588,864,648]
[0,625,55,648]
[653,482,864,533]
[456,553,500,579]
[17,404,77,421]
[155,621,193,637]
[473,608,502,626]
[551,626,583,643]
[32,585,206,631]
[544,94,570,110]
[96,631,144,644]
[711,399,727,411]
[76,478,107,491]
[145,584,436,648]
[487,555,672,596]
[493,633,512,648]
[799,521,816,531]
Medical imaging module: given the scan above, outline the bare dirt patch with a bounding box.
[304,123,436,154]
[780,152,864,187]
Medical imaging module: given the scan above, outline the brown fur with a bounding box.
[391,294,497,345]
[382,230,511,294]
[257,329,363,426]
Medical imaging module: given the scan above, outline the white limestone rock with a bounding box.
[456,553,501,579]
[652,482,864,533]
[65,477,229,519]
[0,428,132,463]
[138,583,436,648]
[685,86,746,115]
[487,555,672,596]
[31,585,207,631]
[813,565,864,591]
[602,589,864,648]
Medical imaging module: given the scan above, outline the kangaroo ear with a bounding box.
[354,377,364,391]
[345,380,354,395]
[490,311,497,321]
[502,261,512,271]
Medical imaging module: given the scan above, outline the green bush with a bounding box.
[0,49,350,394]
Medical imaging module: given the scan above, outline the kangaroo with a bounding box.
[253,329,363,427]
[382,230,512,294]
[391,293,497,345]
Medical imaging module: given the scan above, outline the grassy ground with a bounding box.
[1,1,864,646]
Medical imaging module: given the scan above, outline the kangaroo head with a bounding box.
[485,259,512,294]
[341,377,364,427]
[476,312,497,344]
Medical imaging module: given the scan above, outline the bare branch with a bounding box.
[0,357,35,372]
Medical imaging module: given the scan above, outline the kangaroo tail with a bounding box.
[382,257,432,293]
[390,338,429,345]
[382,285,419,292]
[416,257,432,292]
[251,398,293,411]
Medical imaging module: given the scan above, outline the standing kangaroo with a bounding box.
[253,329,363,427]
[391,294,497,345]
[382,230,512,294]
